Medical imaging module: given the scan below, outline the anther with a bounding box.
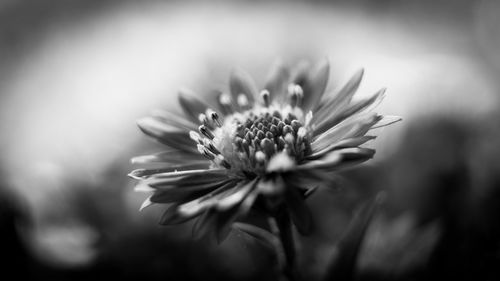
[282,125,294,136]
[203,138,220,155]
[197,144,215,160]
[237,94,249,108]
[218,92,234,114]
[270,124,278,135]
[288,84,303,107]
[260,89,271,107]
[198,113,209,126]
[189,131,203,144]
[198,125,214,139]
[297,127,307,143]
[209,110,222,127]
[215,155,231,169]
[284,133,296,155]
[277,137,286,151]
[234,137,244,151]
[255,151,266,163]
[260,138,275,156]
[242,139,250,155]
[277,121,285,134]
[256,130,265,140]
[245,131,254,142]
[291,120,302,132]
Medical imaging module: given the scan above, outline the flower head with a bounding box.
[130,60,400,241]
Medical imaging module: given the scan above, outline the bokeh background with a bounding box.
[1,0,499,280]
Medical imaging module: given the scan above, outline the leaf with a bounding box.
[324,193,385,281]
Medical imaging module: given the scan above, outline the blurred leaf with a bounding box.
[324,192,385,281]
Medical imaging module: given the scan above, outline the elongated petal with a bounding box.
[312,113,381,152]
[178,88,212,123]
[151,109,198,130]
[149,168,228,179]
[299,147,375,172]
[229,68,257,105]
[301,58,330,111]
[313,88,385,136]
[371,115,402,129]
[150,179,236,204]
[137,117,197,153]
[128,163,210,179]
[215,179,258,211]
[192,209,217,240]
[314,68,364,122]
[158,180,239,225]
[131,151,206,165]
[264,60,290,102]
[139,196,154,211]
[306,136,376,160]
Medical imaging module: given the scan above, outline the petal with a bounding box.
[149,179,236,204]
[131,151,205,165]
[312,113,382,152]
[215,179,258,211]
[266,152,296,173]
[314,68,364,122]
[306,136,376,160]
[214,182,260,243]
[371,115,402,129]
[158,180,239,225]
[313,88,385,136]
[128,163,210,179]
[264,60,290,102]
[151,109,198,130]
[148,168,228,180]
[229,68,257,106]
[299,147,375,172]
[139,196,154,211]
[137,117,197,153]
[144,171,233,192]
[178,88,213,124]
[301,58,330,111]
[192,209,217,240]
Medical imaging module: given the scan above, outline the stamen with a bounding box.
[198,125,214,139]
[255,151,266,163]
[237,94,249,108]
[203,138,220,155]
[189,131,203,144]
[260,138,275,156]
[288,84,303,107]
[209,110,222,127]
[197,144,215,160]
[218,92,234,114]
[215,155,231,169]
[260,90,271,107]
[198,113,209,126]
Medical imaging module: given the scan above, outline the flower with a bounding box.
[129,59,400,241]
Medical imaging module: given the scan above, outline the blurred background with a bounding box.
[1,0,499,280]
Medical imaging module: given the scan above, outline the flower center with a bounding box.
[191,100,312,177]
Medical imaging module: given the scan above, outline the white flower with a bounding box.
[129,59,400,241]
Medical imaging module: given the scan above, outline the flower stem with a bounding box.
[272,208,301,281]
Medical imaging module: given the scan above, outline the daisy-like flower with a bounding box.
[130,60,399,241]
